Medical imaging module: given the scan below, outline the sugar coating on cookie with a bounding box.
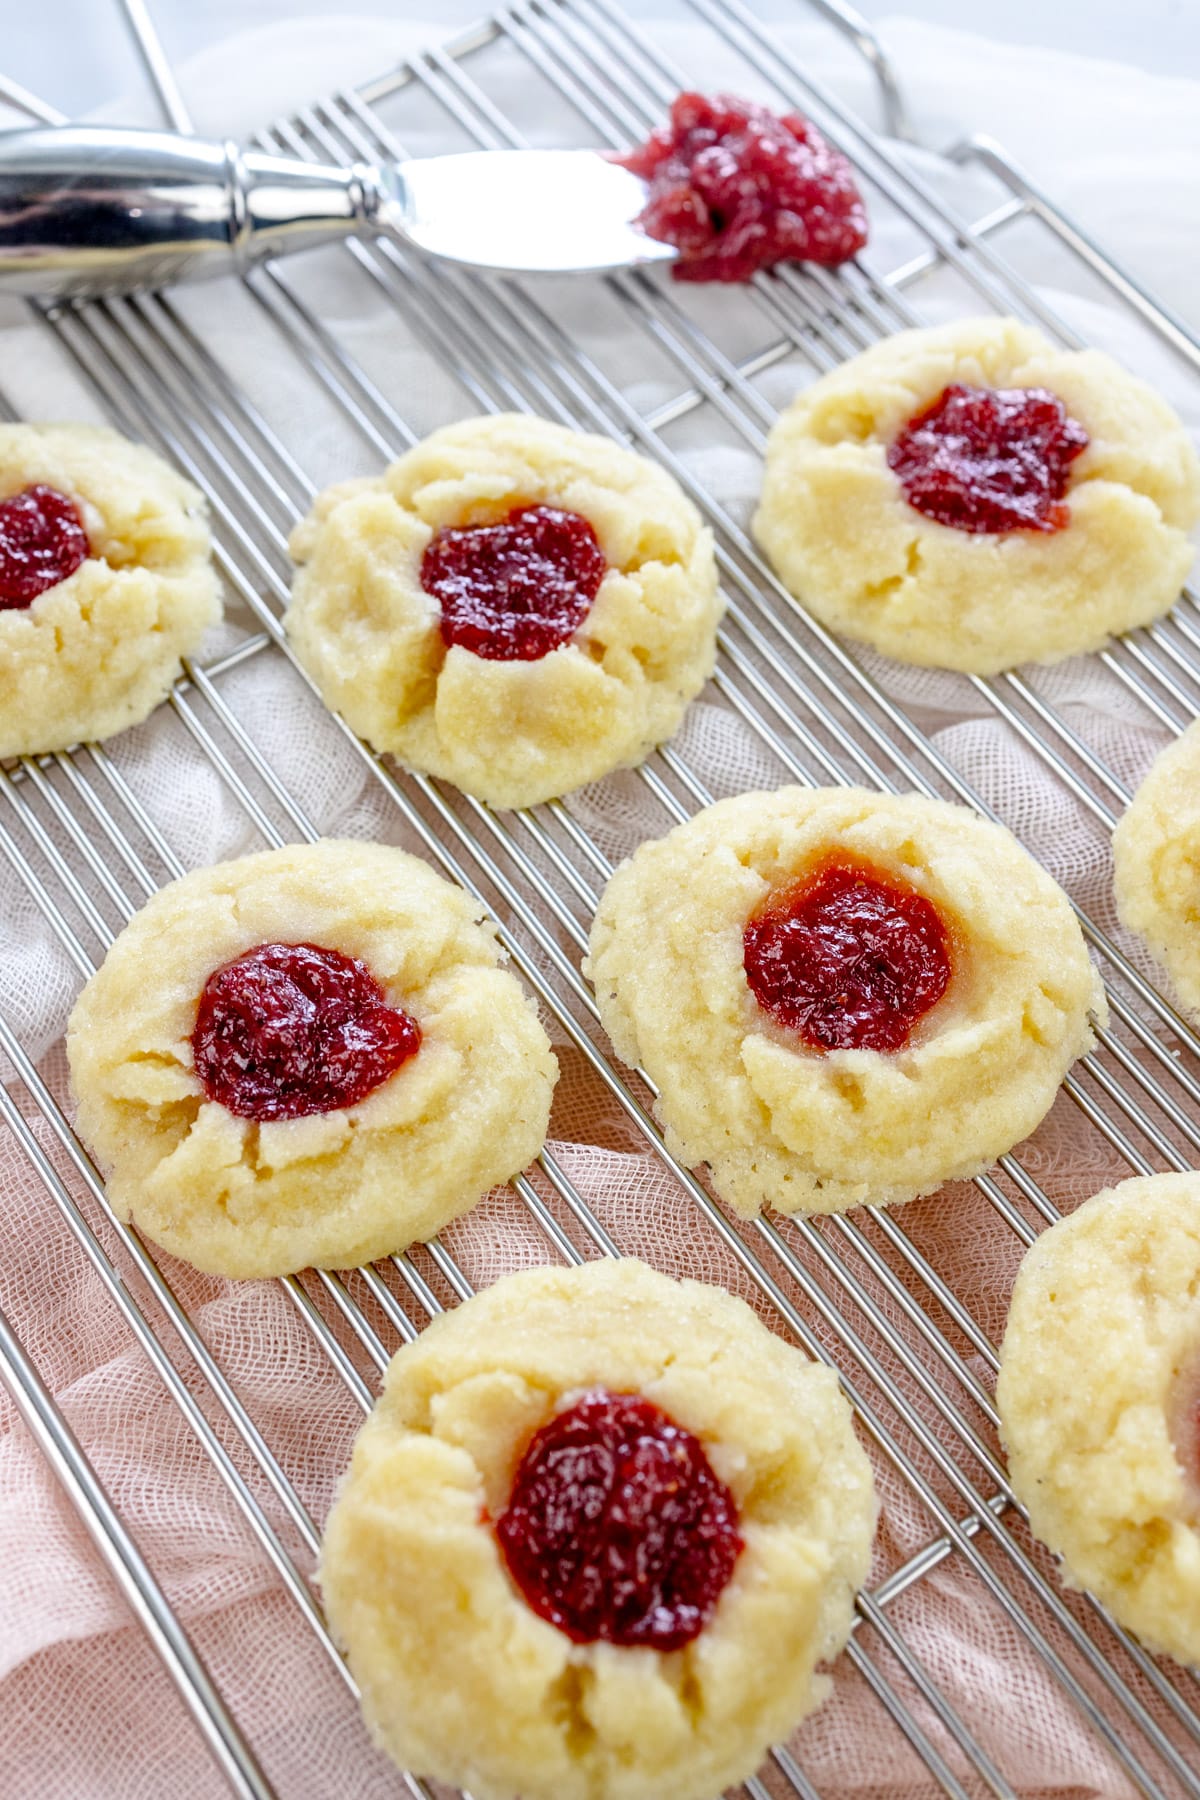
[586,787,1104,1216]
[753,317,1200,674]
[0,423,221,756]
[997,1174,1200,1667]
[321,1258,876,1800]
[285,414,721,808]
[67,840,557,1277]
[1113,720,1200,1021]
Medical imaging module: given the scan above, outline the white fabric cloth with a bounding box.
[0,12,1197,1799]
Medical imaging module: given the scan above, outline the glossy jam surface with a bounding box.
[618,91,868,283]
[192,941,420,1122]
[887,384,1089,534]
[420,504,607,662]
[0,484,90,609]
[495,1389,743,1650]
[743,860,952,1054]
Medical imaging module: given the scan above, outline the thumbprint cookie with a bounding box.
[1113,719,1200,1021]
[321,1257,876,1800]
[67,839,557,1277]
[0,423,220,756]
[753,317,1200,673]
[585,786,1104,1215]
[285,414,722,808]
[998,1173,1200,1667]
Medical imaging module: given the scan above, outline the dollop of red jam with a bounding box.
[618,91,868,283]
[887,384,1089,534]
[495,1389,743,1650]
[743,860,951,1053]
[191,941,420,1122]
[0,484,90,609]
[420,504,607,662]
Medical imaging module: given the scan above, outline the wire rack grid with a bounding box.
[0,2,1199,1797]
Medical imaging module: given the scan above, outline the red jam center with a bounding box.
[743,860,952,1054]
[0,484,90,609]
[420,504,607,662]
[618,91,868,283]
[495,1389,743,1650]
[191,941,420,1122]
[887,384,1089,534]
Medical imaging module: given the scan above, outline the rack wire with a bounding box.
[1,2,1199,1795]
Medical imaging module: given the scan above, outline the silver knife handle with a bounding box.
[0,125,390,301]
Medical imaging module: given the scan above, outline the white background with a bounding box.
[4,0,1197,125]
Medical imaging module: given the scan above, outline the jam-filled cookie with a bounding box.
[67,839,557,1278]
[586,787,1104,1216]
[285,414,721,808]
[998,1173,1200,1667]
[1113,720,1200,1021]
[0,423,221,757]
[753,317,1200,674]
[321,1257,876,1800]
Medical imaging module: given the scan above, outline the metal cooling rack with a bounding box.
[2,2,1199,1796]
